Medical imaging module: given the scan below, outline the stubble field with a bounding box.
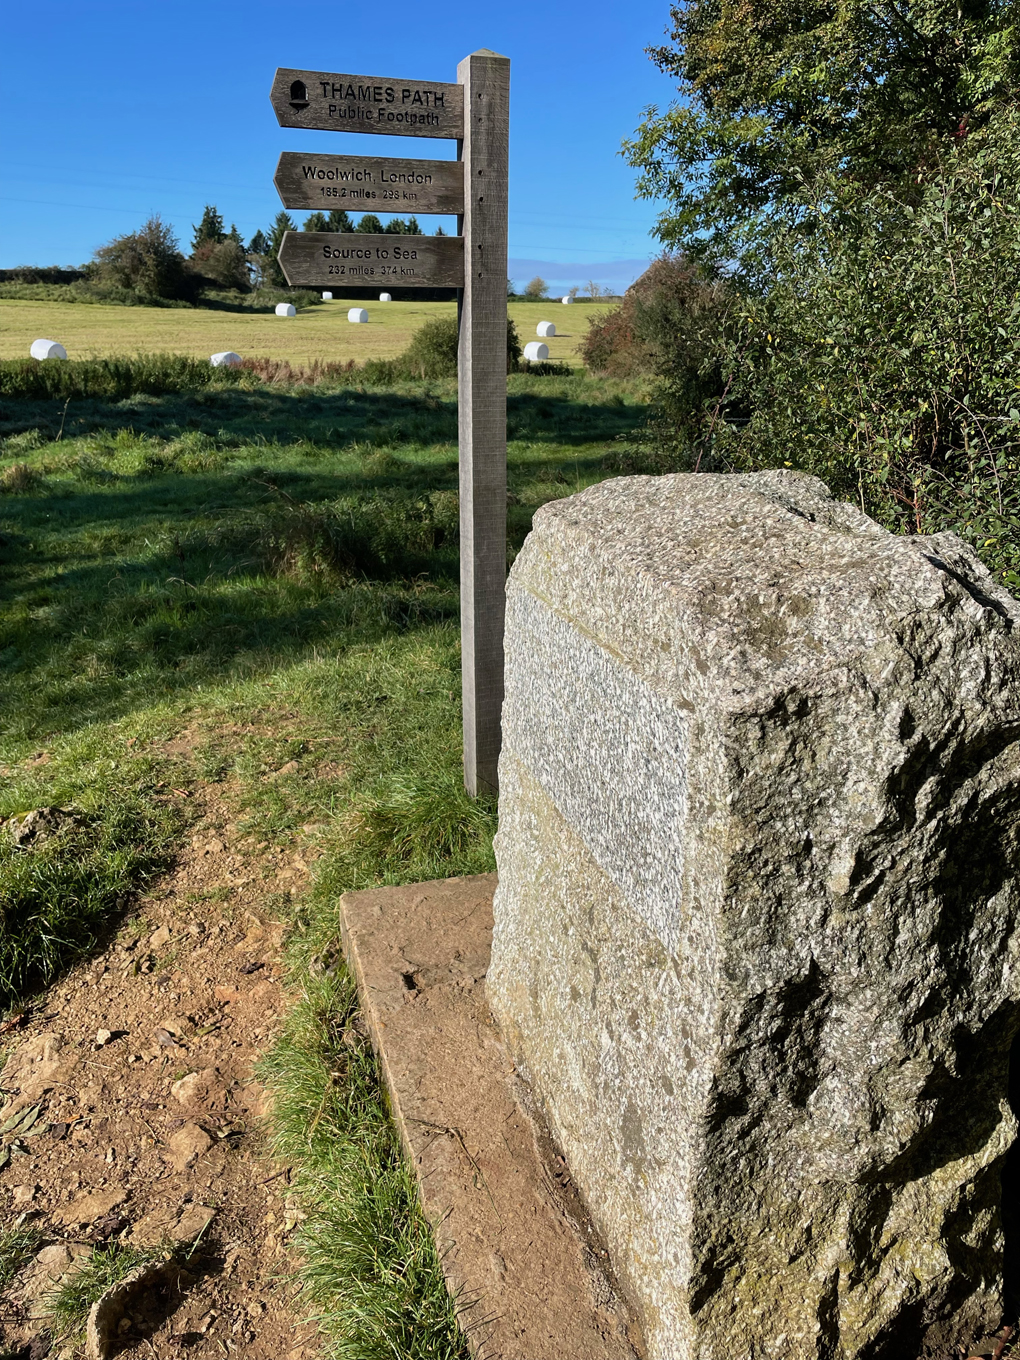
[0,299,604,367]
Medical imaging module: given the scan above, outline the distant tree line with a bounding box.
[84,202,439,300]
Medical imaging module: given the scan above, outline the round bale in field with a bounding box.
[322,291,333,301]
[379,292,392,302]
[537,321,556,338]
[561,296,573,304]
[30,339,67,361]
[348,308,369,323]
[210,352,242,368]
[523,341,550,362]
[275,303,297,318]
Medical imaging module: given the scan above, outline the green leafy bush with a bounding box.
[398,317,459,379]
[581,255,730,448]
[702,107,1020,589]
[623,0,1020,264]
[92,215,195,302]
[397,315,523,379]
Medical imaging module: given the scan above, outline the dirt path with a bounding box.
[0,786,320,1359]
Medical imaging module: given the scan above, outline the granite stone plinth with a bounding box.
[488,470,1020,1360]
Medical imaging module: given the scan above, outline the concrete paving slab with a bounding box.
[339,872,645,1360]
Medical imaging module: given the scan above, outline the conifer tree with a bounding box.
[265,212,296,287]
[191,205,225,253]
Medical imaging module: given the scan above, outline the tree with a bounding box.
[699,108,1020,590]
[192,238,250,291]
[247,229,269,256]
[381,216,422,234]
[624,0,1020,261]
[191,205,225,253]
[303,212,330,232]
[525,276,547,299]
[585,279,607,301]
[326,208,354,232]
[356,214,383,233]
[227,224,243,245]
[269,211,296,252]
[93,215,189,299]
[568,285,580,301]
[435,225,448,237]
[264,211,296,288]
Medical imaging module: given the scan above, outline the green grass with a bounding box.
[0,364,648,1354]
[261,967,471,1360]
[43,1241,172,1350]
[0,1225,42,1291]
[0,743,189,1008]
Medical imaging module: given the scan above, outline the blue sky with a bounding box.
[0,0,677,291]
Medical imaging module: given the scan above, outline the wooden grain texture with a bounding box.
[277,231,464,288]
[271,67,464,138]
[274,152,464,215]
[457,50,510,798]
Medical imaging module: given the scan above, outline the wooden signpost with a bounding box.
[277,231,464,288]
[271,68,464,139]
[270,52,509,797]
[274,152,465,216]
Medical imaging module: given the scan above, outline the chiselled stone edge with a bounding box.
[337,873,646,1360]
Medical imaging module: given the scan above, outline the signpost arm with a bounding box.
[457,49,509,798]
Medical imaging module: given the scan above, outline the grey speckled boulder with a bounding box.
[488,471,1020,1360]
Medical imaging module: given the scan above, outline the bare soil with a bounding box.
[0,784,321,1359]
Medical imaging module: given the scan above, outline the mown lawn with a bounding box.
[0,365,647,1356]
[0,298,606,368]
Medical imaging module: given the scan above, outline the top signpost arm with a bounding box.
[270,67,464,138]
[457,50,510,798]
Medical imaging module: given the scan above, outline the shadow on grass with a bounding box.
[0,381,647,745]
[0,380,645,450]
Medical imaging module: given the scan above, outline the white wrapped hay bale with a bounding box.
[322,291,333,301]
[379,292,392,302]
[537,321,556,338]
[210,352,242,368]
[523,341,549,362]
[561,295,573,304]
[348,308,369,323]
[30,339,67,361]
[275,303,297,318]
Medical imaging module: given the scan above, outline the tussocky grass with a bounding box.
[42,1241,181,1351]
[0,1225,42,1292]
[0,365,647,1354]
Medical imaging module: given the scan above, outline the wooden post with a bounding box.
[457,49,509,798]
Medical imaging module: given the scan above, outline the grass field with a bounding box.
[0,299,603,367]
[0,364,649,1355]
